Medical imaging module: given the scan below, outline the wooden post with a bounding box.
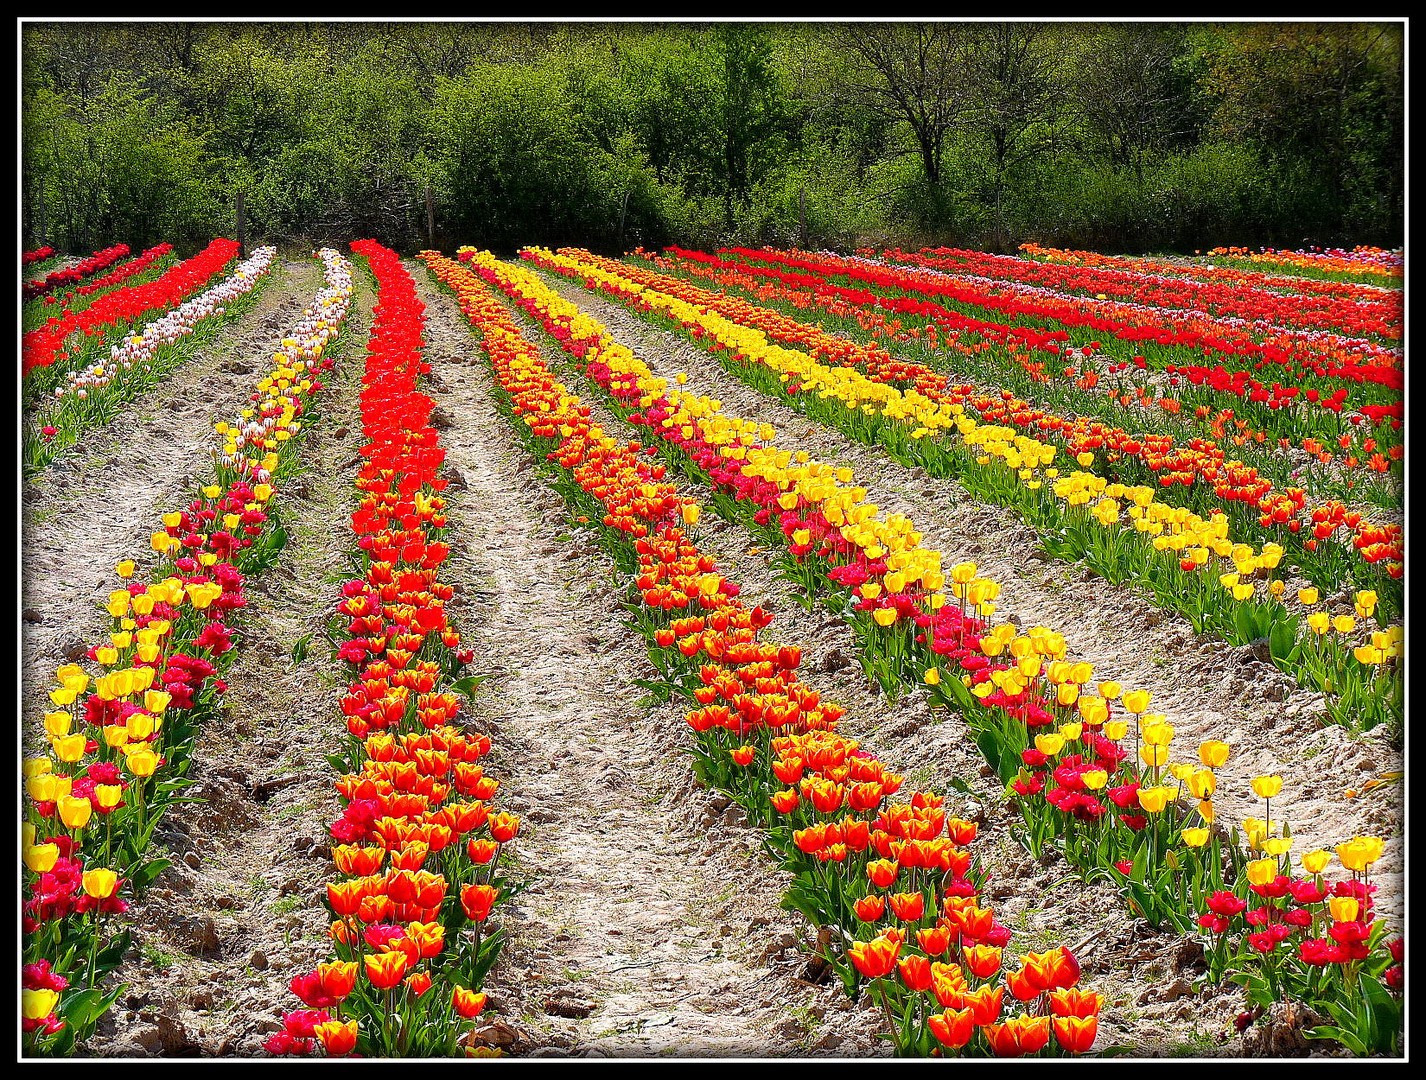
[426,185,435,249]
[236,190,246,257]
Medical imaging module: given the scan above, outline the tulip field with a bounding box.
[21,237,1404,1059]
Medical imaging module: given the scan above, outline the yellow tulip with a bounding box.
[1251,775,1283,799]
[1034,734,1065,757]
[1328,897,1360,923]
[1300,849,1332,875]
[1245,859,1279,886]
[872,607,898,627]
[81,868,119,899]
[1121,689,1151,714]
[52,734,87,763]
[57,794,92,830]
[1137,786,1174,813]
[23,989,60,1021]
[1187,770,1217,800]
[1142,722,1174,747]
[1181,828,1210,848]
[1298,587,1319,605]
[924,667,940,686]
[24,843,60,873]
[1080,768,1107,791]
[94,784,123,810]
[1262,837,1293,856]
[1198,741,1230,768]
[125,747,160,777]
[1332,615,1356,634]
[1103,720,1128,741]
[1336,836,1385,873]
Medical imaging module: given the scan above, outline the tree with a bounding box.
[1068,24,1201,187]
[834,23,967,194]
[959,22,1064,250]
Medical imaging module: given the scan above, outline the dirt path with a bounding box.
[79,262,375,1057]
[21,258,323,729]
[527,270,1402,923]
[412,269,887,1057]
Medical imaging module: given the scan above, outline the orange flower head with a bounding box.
[314,1019,359,1056]
[1053,1014,1098,1054]
[889,891,926,922]
[853,894,886,922]
[317,961,358,1001]
[364,950,411,990]
[453,987,488,1019]
[927,1007,975,1050]
[461,883,498,922]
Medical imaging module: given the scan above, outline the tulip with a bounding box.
[363,950,410,990]
[23,988,60,1022]
[24,844,60,873]
[58,794,93,830]
[453,988,488,1019]
[1336,836,1385,873]
[314,1019,358,1056]
[1251,775,1283,799]
[928,1007,975,1050]
[82,868,120,899]
[1300,849,1332,874]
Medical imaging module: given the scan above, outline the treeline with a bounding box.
[20,21,1404,256]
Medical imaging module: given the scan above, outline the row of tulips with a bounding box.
[1206,246,1403,283]
[730,246,1403,412]
[24,244,133,302]
[25,246,279,473]
[871,248,1403,446]
[885,247,1400,344]
[636,246,1402,570]
[23,238,241,391]
[23,244,181,341]
[264,239,512,1059]
[1016,244,1400,305]
[422,247,1105,1057]
[22,249,353,1056]
[466,247,1402,1053]
[521,247,1403,729]
[639,247,1405,605]
[25,245,57,265]
[647,247,1402,501]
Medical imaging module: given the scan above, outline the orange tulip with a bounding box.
[1053,1014,1098,1054]
[317,961,358,1001]
[461,883,498,922]
[888,892,925,922]
[364,950,410,990]
[453,987,488,1019]
[848,934,900,979]
[314,1019,359,1056]
[963,943,1002,979]
[927,1007,975,1050]
[853,894,885,922]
